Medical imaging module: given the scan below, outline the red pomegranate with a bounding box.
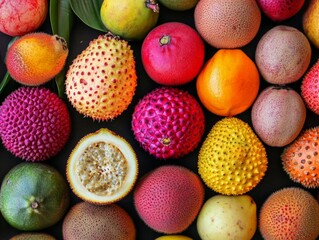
[141,22,205,86]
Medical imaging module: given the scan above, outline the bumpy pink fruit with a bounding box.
[257,0,305,22]
[0,87,71,161]
[134,165,205,234]
[301,59,319,115]
[131,87,205,159]
[0,0,48,36]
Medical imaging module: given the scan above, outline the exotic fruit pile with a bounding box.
[1,0,319,239]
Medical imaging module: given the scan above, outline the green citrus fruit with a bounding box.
[0,163,69,231]
[159,0,198,11]
[100,0,160,40]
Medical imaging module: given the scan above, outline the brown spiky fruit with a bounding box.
[65,33,137,121]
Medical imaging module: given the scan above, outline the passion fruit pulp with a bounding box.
[66,128,138,204]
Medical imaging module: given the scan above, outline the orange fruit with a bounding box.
[194,0,261,48]
[196,49,260,116]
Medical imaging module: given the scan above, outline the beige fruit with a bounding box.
[197,195,257,240]
[194,0,261,48]
[255,25,311,85]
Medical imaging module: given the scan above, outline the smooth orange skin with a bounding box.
[196,49,260,116]
[303,0,319,48]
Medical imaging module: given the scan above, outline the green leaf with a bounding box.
[50,0,75,98]
[69,0,107,32]
[0,72,12,95]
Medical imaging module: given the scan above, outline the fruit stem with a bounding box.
[145,0,160,13]
[160,35,171,46]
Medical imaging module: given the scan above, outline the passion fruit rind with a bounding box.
[67,128,138,204]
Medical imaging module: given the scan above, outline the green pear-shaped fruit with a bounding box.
[100,0,160,40]
[197,195,257,240]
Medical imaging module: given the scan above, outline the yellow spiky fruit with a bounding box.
[65,34,137,121]
[198,117,268,195]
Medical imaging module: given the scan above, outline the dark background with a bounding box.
[0,2,318,240]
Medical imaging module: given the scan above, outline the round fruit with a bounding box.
[251,86,306,147]
[197,195,257,240]
[281,126,319,188]
[0,0,48,36]
[301,59,319,115]
[158,0,198,11]
[131,87,205,159]
[65,34,137,121]
[134,165,205,234]
[196,49,259,116]
[66,128,138,204]
[303,0,319,48]
[0,87,71,161]
[198,117,268,195]
[194,0,261,48]
[259,187,319,240]
[100,0,159,40]
[257,0,305,22]
[10,233,56,240]
[6,32,68,86]
[141,22,205,86]
[156,235,192,240]
[0,163,69,231]
[255,25,311,85]
[63,201,136,240]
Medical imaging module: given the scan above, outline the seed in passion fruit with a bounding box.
[66,128,138,204]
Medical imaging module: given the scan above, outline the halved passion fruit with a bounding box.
[67,128,138,204]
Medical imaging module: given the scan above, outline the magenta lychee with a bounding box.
[134,165,205,234]
[301,59,319,115]
[131,87,205,159]
[0,87,71,161]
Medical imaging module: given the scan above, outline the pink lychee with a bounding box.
[301,59,319,115]
[257,0,305,22]
[131,87,205,159]
[0,87,71,161]
[133,165,205,234]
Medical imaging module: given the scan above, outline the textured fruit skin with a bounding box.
[141,22,205,86]
[196,49,260,116]
[158,0,198,11]
[301,60,319,115]
[131,87,205,159]
[66,34,137,121]
[100,0,159,40]
[251,86,306,147]
[134,165,205,234]
[303,0,319,48]
[198,117,268,195]
[10,233,56,240]
[281,127,319,188]
[0,87,71,161]
[257,0,305,22]
[0,163,70,231]
[259,187,319,240]
[197,195,257,240]
[255,25,311,85]
[6,32,68,86]
[155,235,193,240]
[0,0,48,36]
[194,0,261,48]
[63,201,136,240]
[66,128,138,205]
